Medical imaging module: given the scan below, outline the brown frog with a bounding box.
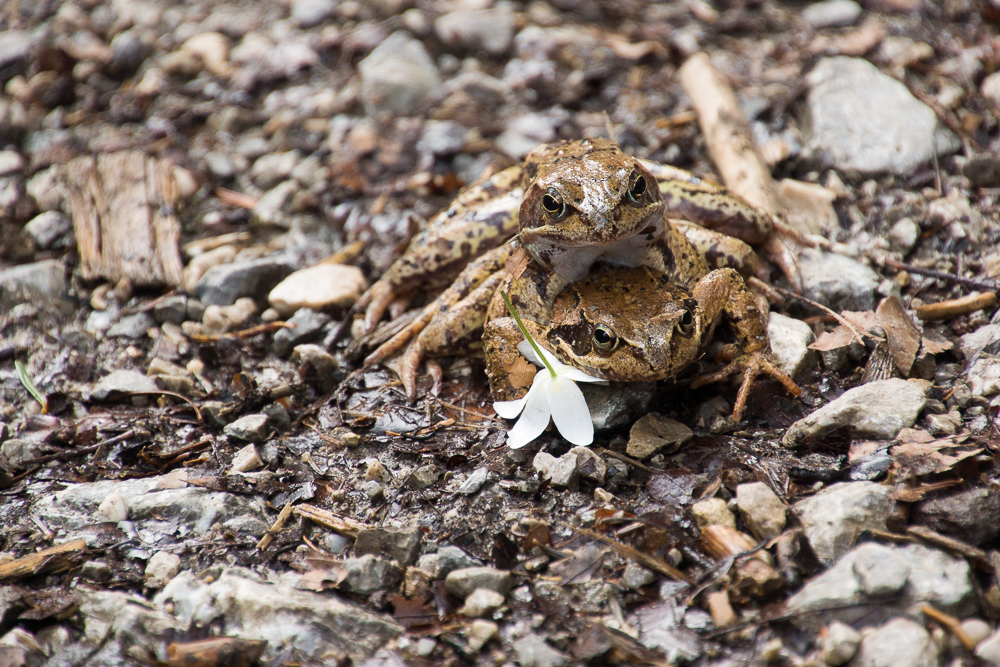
[484,265,800,420]
[357,139,799,412]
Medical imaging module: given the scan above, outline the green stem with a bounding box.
[500,291,557,378]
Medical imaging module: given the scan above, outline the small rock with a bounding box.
[887,217,920,253]
[195,256,296,307]
[81,560,113,583]
[466,619,498,653]
[961,618,992,646]
[852,544,910,597]
[340,554,401,595]
[291,344,339,378]
[819,621,861,666]
[623,563,656,589]
[532,451,577,489]
[793,482,893,564]
[228,444,263,473]
[97,492,129,522]
[445,567,512,599]
[981,71,1000,109]
[512,633,569,667]
[0,150,24,176]
[691,497,737,530]
[407,464,440,490]
[626,412,693,459]
[358,31,441,117]
[802,0,862,29]
[364,480,384,502]
[291,0,337,28]
[273,308,330,356]
[145,551,181,587]
[0,259,68,313]
[152,295,188,325]
[806,57,957,175]
[736,482,787,540]
[911,487,1000,546]
[23,211,71,249]
[354,527,423,567]
[224,414,270,442]
[25,166,65,212]
[695,395,738,434]
[458,468,489,495]
[976,628,1000,663]
[416,637,436,656]
[251,150,300,190]
[0,438,46,470]
[90,370,158,400]
[202,298,257,335]
[459,588,505,617]
[0,30,36,71]
[963,156,1000,189]
[180,32,231,78]
[783,379,927,447]
[797,248,880,312]
[583,381,655,431]
[107,311,156,338]
[269,263,367,317]
[435,6,515,55]
[850,618,938,667]
[571,446,607,484]
[422,546,482,579]
[253,180,300,227]
[768,313,816,379]
[968,354,1000,397]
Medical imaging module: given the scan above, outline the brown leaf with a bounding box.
[504,354,537,389]
[296,563,348,592]
[550,545,608,585]
[389,595,437,630]
[166,638,266,667]
[921,331,954,355]
[841,310,879,332]
[809,325,857,351]
[876,296,921,376]
[505,246,531,280]
[524,523,552,552]
[891,437,984,477]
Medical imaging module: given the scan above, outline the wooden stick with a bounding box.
[293,504,368,540]
[0,539,87,583]
[257,502,294,551]
[567,524,691,584]
[915,292,998,321]
[920,604,977,651]
[883,258,997,291]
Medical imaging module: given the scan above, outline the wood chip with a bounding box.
[0,539,87,583]
[915,292,998,321]
[257,502,294,551]
[293,504,368,540]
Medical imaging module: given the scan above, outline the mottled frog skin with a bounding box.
[356,138,798,415]
[484,265,800,421]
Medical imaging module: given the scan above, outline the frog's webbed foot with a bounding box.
[691,349,801,422]
[357,281,401,334]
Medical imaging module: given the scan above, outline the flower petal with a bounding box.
[493,392,530,419]
[516,340,545,368]
[547,376,595,446]
[560,366,608,384]
[505,377,552,449]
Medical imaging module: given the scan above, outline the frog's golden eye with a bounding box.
[541,188,566,216]
[593,324,619,352]
[628,172,647,203]
[676,308,696,338]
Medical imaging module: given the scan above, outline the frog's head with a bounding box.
[518,139,665,283]
[542,267,705,382]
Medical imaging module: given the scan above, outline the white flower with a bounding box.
[493,341,606,449]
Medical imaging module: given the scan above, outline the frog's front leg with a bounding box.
[689,268,801,421]
[356,167,524,332]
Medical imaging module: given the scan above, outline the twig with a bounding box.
[921,604,977,651]
[0,538,88,583]
[907,525,988,564]
[593,448,663,474]
[771,285,868,347]
[565,524,691,584]
[257,502,294,551]
[883,258,997,291]
[915,292,998,321]
[189,321,295,343]
[214,187,257,209]
[293,503,368,540]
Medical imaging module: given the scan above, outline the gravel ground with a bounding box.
[1,1,1000,666]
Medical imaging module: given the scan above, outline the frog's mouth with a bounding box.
[526,219,666,284]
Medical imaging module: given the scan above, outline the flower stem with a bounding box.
[500,291,557,378]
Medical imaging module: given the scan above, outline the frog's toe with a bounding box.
[400,339,425,403]
[362,283,397,333]
[389,297,411,320]
[692,351,800,421]
[760,236,802,293]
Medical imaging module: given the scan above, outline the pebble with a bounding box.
[435,6,515,55]
[0,30,36,70]
[445,567,512,599]
[0,259,68,312]
[153,295,188,325]
[976,628,1000,663]
[273,308,330,356]
[849,618,939,667]
[887,217,920,253]
[0,150,24,176]
[354,527,423,567]
[180,32,232,77]
[466,619,498,653]
[268,263,367,317]
[511,633,569,667]
[228,444,263,473]
[340,554,402,595]
[963,156,1000,188]
[291,344,339,377]
[90,370,159,401]
[107,311,156,339]
[145,551,181,587]
[23,211,70,249]
[364,480,384,502]
[358,31,441,117]
[182,245,237,293]
[458,468,489,495]
[251,150,300,189]
[97,492,129,522]
[968,355,1000,397]
[961,618,992,646]
[571,446,607,484]
[736,482,787,540]
[291,0,337,28]
[623,563,656,589]
[626,412,693,459]
[253,180,300,228]
[912,487,1000,546]
[419,546,482,580]
[793,482,892,564]
[797,248,880,312]
[223,414,271,442]
[583,381,655,431]
[81,560,113,583]
[767,313,816,379]
[532,451,578,489]
[982,71,1000,108]
[407,464,440,490]
[24,167,65,212]
[459,588,505,617]
[783,379,927,447]
[691,497,737,530]
[195,256,296,307]
[801,0,862,29]
[819,621,861,666]
[852,544,910,597]
[202,297,257,335]
[806,57,958,174]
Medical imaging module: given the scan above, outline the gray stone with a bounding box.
[0,30,35,70]
[848,618,939,667]
[852,545,910,597]
[735,482,787,540]
[783,379,927,447]
[291,0,337,28]
[820,621,861,666]
[153,295,188,324]
[623,563,656,589]
[195,256,296,306]
[107,311,156,338]
[224,414,271,442]
[802,0,862,28]
[407,464,440,490]
[76,588,184,664]
[435,6,515,55]
[90,370,158,400]
[768,313,816,379]
[887,217,920,254]
[156,567,401,662]
[251,151,300,190]
[571,447,607,484]
[785,543,974,631]
[109,28,152,74]
[797,248,880,312]
[459,588,505,617]
[23,211,70,248]
[532,451,577,489]
[793,482,893,564]
[145,551,181,587]
[364,480,384,502]
[445,567,512,599]
[961,618,992,646]
[358,31,441,117]
[25,166,65,212]
[204,151,238,179]
[806,57,956,175]
[458,468,489,495]
[340,554,402,595]
[584,381,655,431]
[81,560,113,583]
[982,71,1000,108]
[97,492,129,522]
[424,546,482,579]
[976,629,1000,664]
[0,260,67,313]
[252,180,300,227]
[354,527,422,566]
[273,308,330,357]
[912,487,1000,546]
[0,150,23,177]
[968,354,1000,397]
[1,438,49,469]
[960,325,1000,360]
[626,412,693,459]
[512,633,569,667]
[417,120,467,157]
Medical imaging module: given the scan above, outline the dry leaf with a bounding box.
[842,310,879,332]
[505,246,531,280]
[891,437,984,477]
[921,331,954,355]
[550,544,607,585]
[389,595,437,629]
[504,354,537,388]
[876,296,921,376]
[809,326,857,351]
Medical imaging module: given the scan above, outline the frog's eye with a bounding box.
[676,308,696,338]
[628,172,647,203]
[541,188,566,216]
[593,324,619,352]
